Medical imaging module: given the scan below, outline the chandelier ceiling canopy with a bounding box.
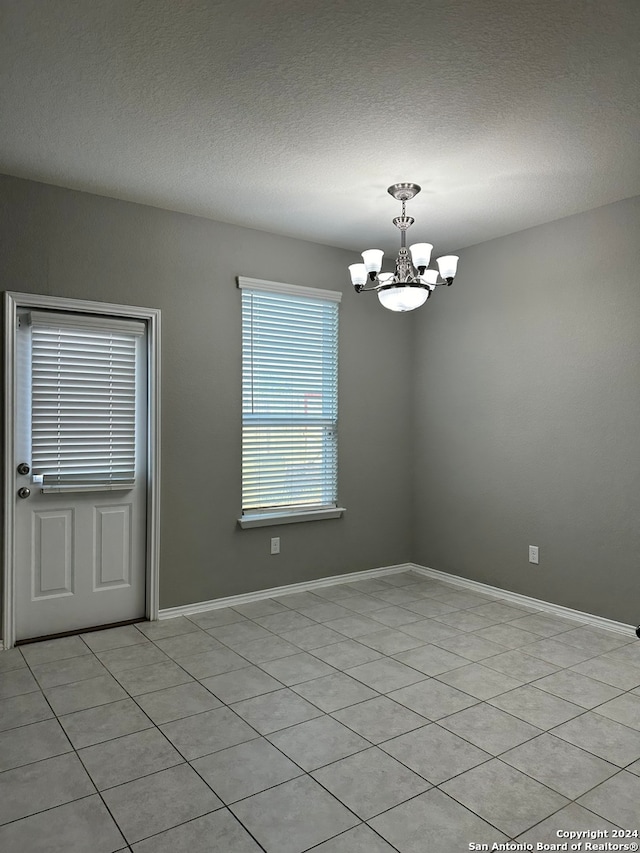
[348,183,459,312]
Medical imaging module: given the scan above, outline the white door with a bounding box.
[14,309,148,641]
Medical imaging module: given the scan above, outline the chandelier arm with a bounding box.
[355,274,451,291]
[354,283,384,293]
[378,281,430,291]
[357,280,437,294]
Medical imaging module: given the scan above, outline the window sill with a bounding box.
[238,507,346,529]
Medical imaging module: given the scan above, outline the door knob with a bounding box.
[17,462,30,475]
[17,487,31,499]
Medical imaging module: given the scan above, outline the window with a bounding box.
[27,311,145,491]
[238,277,343,527]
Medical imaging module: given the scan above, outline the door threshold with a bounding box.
[16,618,146,646]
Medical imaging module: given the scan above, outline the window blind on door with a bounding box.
[240,281,340,516]
[28,312,145,491]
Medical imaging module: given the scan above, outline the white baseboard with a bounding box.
[409,563,635,637]
[159,563,413,620]
[157,559,636,638]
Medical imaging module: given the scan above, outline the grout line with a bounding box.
[1,572,637,845]
[0,650,134,845]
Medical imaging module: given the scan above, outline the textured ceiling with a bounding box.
[1,0,639,255]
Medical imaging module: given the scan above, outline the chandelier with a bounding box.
[348,182,459,312]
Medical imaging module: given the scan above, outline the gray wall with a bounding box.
[412,196,640,625]
[3,174,639,625]
[0,174,413,609]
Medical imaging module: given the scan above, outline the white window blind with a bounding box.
[28,312,145,492]
[240,280,340,516]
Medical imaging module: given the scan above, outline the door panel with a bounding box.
[32,509,74,598]
[94,504,131,589]
[14,309,147,641]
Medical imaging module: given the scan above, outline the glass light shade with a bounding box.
[420,269,438,288]
[361,249,384,274]
[377,285,429,312]
[348,263,367,286]
[409,242,433,269]
[377,272,395,285]
[436,255,459,280]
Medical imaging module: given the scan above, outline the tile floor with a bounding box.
[1,571,639,852]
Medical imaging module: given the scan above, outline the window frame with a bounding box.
[237,276,345,529]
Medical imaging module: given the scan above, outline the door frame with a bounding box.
[3,291,161,650]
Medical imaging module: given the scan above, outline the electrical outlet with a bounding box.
[529,545,539,565]
[270,537,280,555]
